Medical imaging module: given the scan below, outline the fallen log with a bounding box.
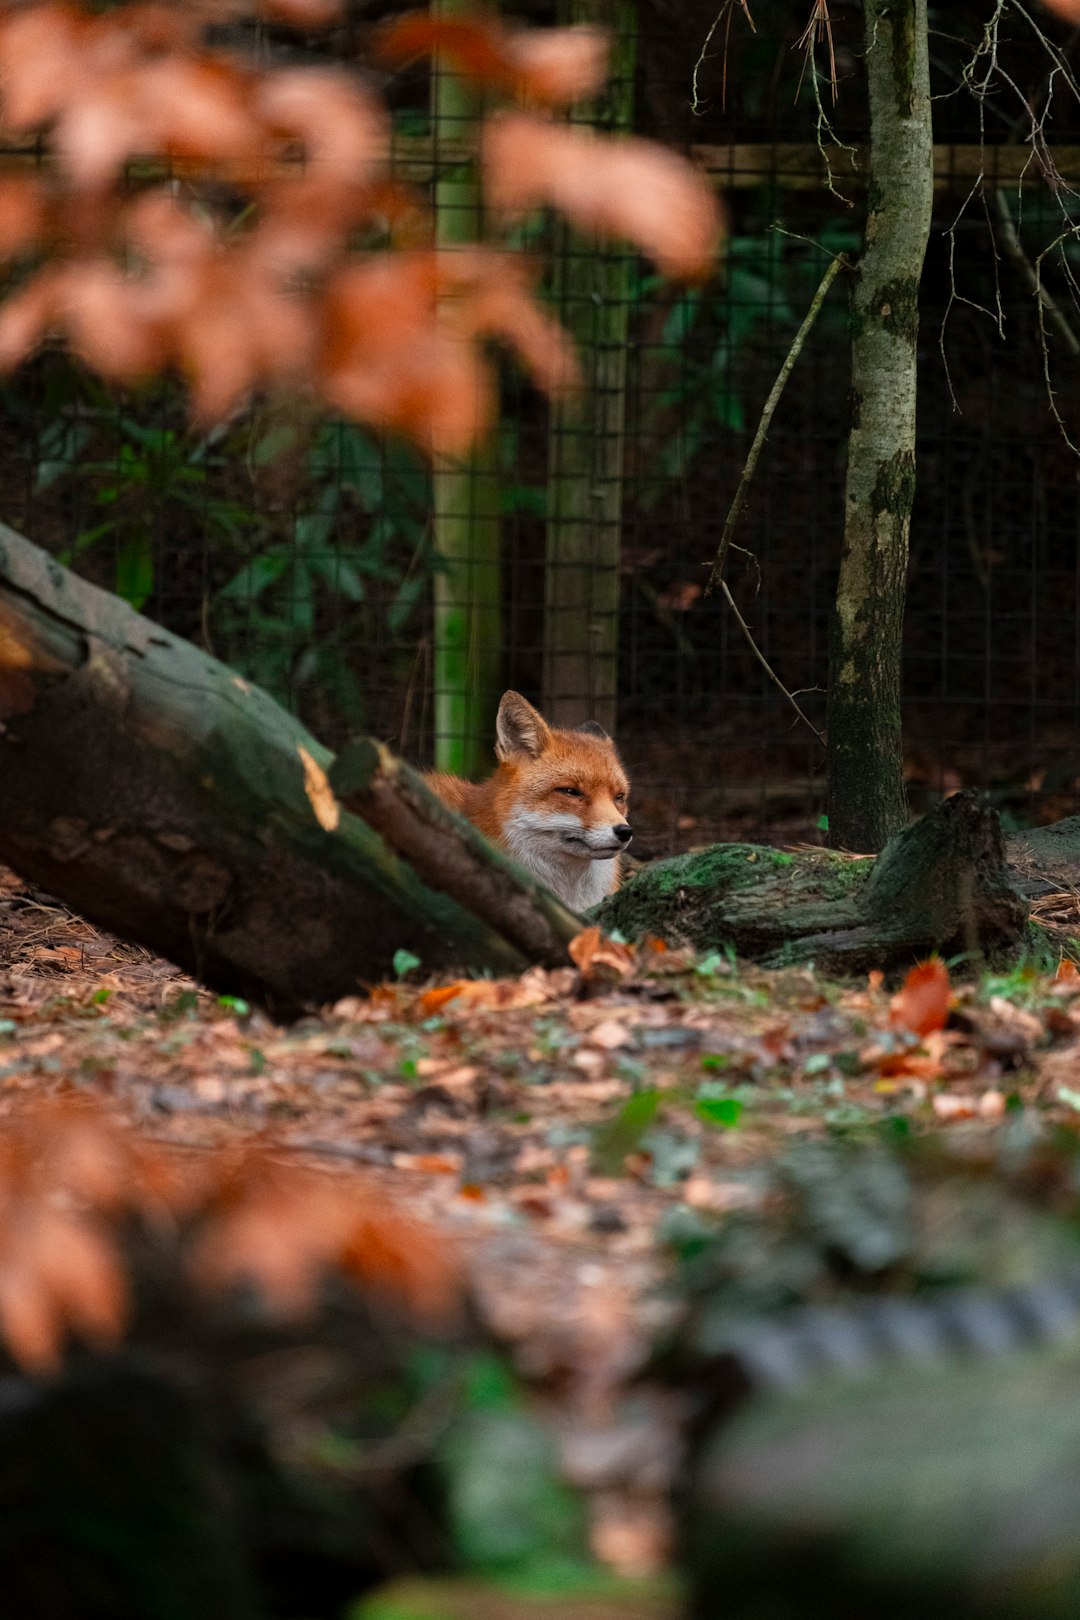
[598,790,1030,974]
[0,523,579,1014]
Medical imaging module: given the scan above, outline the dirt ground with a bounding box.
[3,861,1080,1587]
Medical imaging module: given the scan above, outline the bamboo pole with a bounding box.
[431,0,502,777]
[541,0,636,733]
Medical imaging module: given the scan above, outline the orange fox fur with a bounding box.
[425,691,632,913]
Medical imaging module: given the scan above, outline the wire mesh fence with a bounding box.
[4,3,1080,860]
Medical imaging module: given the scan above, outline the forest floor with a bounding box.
[4,862,1080,1616]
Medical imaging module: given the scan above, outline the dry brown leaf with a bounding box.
[932,1093,979,1122]
[587,1018,634,1051]
[889,957,951,1037]
[484,113,722,279]
[1053,959,1080,995]
[568,925,636,981]
[417,974,552,1016]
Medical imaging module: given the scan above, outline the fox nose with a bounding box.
[613,823,633,845]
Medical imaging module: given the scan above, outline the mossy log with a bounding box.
[685,1337,1080,1620]
[0,523,579,1014]
[598,790,1029,973]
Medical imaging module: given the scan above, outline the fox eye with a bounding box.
[615,793,627,805]
[556,785,585,798]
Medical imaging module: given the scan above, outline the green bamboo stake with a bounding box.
[431,0,502,777]
[542,0,637,733]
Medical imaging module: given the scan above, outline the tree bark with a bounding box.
[0,523,578,1015]
[597,791,1029,974]
[827,0,933,852]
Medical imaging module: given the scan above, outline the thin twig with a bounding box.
[705,250,848,596]
[691,0,755,117]
[994,186,1080,357]
[718,578,825,745]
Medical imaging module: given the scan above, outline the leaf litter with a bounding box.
[7,863,1080,1590]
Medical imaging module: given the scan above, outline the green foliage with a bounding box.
[635,224,859,507]
[213,418,436,722]
[435,1353,590,1584]
[15,359,440,728]
[591,1087,661,1174]
[36,388,254,611]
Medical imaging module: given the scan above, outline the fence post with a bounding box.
[431,0,502,777]
[541,0,636,733]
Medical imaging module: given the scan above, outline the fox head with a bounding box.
[494,690,632,864]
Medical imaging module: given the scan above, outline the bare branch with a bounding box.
[718,578,826,746]
[705,249,848,596]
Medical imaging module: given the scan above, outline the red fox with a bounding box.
[426,691,632,912]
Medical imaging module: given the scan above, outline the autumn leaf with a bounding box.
[317,255,494,454]
[0,2,90,132]
[189,1151,460,1323]
[376,13,609,107]
[1053,958,1080,995]
[0,178,46,263]
[568,925,636,981]
[256,67,389,183]
[889,958,951,1037]
[506,26,610,106]
[257,0,342,25]
[483,112,723,279]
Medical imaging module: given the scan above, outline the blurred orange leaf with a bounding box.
[257,0,343,24]
[317,254,493,454]
[889,958,951,1037]
[569,925,636,981]
[484,112,723,279]
[1053,958,1080,995]
[256,67,388,183]
[377,13,608,107]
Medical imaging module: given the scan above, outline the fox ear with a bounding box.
[576,720,610,742]
[495,691,550,761]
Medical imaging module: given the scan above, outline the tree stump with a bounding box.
[598,791,1029,974]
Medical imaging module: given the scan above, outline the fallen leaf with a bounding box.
[1053,959,1080,995]
[587,1018,634,1051]
[890,958,950,1037]
[932,1093,979,1122]
[568,925,636,980]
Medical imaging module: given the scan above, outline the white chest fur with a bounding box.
[502,813,618,913]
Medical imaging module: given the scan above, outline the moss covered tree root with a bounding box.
[598,791,1030,974]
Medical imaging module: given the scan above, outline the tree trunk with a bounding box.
[597,790,1028,974]
[0,523,578,1015]
[431,0,502,777]
[541,0,635,733]
[827,0,933,852]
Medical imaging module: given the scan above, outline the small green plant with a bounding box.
[38,398,254,610]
